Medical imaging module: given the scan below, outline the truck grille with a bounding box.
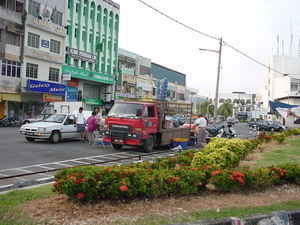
[109,124,132,132]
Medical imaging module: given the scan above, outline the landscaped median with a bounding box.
[52,128,300,202]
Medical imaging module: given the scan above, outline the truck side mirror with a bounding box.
[136,109,142,117]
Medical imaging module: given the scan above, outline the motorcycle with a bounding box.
[0,115,8,127]
[205,126,221,144]
[7,117,16,127]
[217,123,237,139]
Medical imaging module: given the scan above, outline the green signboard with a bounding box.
[82,98,103,105]
[62,65,114,84]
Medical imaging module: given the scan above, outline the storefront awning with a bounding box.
[1,93,21,102]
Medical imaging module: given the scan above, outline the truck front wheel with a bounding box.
[144,135,154,153]
[112,144,123,149]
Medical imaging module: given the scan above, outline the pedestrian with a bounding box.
[86,111,99,145]
[54,109,57,113]
[94,108,102,134]
[10,108,14,119]
[74,107,87,142]
[194,114,207,148]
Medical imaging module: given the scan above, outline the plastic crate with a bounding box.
[172,141,188,148]
[188,136,196,146]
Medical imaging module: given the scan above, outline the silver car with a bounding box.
[22,113,52,124]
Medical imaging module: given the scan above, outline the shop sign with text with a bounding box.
[62,65,114,84]
[43,93,63,102]
[28,79,66,95]
[68,47,97,64]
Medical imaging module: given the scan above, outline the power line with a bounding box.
[138,0,285,75]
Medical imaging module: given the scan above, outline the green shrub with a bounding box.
[291,128,300,135]
[273,133,286,144]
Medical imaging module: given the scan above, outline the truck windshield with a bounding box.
[108,103,143,118]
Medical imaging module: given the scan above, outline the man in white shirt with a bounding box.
[74,107,87,142]
[10,108,14,119]
[194,114,207,148]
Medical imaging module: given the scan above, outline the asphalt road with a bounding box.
[0,123,254,171]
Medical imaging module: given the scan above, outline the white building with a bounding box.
[208,92,256,118]
[256,56,300,125]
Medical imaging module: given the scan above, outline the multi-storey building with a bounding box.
[256,55,300,125]
[0,0,24,119]
[116,48,153,100]
[20,0,66,118]
[62,0,119,112]
[151,63,187,103]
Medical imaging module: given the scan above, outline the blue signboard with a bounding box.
[27,79,66,95]
[67,93,78,102]
[41,40,49,48]
[67,86,78,94]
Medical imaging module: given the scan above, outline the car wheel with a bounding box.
[24,121,30,124]
[144,135,154,153]
[112,143,123,149]
[49,131,61,144]
[26,137,35,142]
[271,127,275,132]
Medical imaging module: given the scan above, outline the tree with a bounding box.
[218,101,233,119]
[198,101,214,117]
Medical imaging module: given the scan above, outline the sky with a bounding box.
[114,0,300,97]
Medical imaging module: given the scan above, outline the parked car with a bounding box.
[233,118,239,124]
[226,117,235,125]
[270,121,287,130]
[181,118,197,135]
[249,120,281,132]
[22,113,52,124]
[19,113,90,143]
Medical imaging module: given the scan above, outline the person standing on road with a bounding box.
[94,108,102,135]
[194,114,207,148]
[74,107,87,142]
[86,111,99,145]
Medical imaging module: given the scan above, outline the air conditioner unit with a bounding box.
[104,85,112,93]
[103,94,111,102]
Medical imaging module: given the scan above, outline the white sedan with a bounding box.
[19,113,86,143]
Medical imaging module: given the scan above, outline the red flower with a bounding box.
[70,173,76,180]
[76,192,85,199]
[75,179,85,184]
[119,185,128,191]
[172,177,180,181]
[96,195,101,199]
[212,170,221,176]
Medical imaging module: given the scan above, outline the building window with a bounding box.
[52,11,62,26]
[74,28,78,38]
[76,3,79,12]
[6,32,20,46]
[291,82,299,91]
[1,60,21,78]
[50,39,60,54]
[28,0,40,17]
[68,0,71,9]
[28,32,40,48]
[82,31,85,41]
[246,99,251,104]
[219,98,224,103]
[226,98,231,103]
[26,63,38,78]
[49,67,59,81]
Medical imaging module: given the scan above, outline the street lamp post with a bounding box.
[199,37,223,127]
[285,91,289,104]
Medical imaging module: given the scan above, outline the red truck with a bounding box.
[103,100,192,152]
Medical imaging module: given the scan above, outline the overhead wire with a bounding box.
[138,0,285,75]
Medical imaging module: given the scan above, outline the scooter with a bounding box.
[205,126,221,144]
[0,115,8,127]
[217,123,237,139]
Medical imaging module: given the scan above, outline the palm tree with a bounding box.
[218,101,233,119]
[198,101,214,117]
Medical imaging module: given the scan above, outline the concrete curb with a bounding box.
[167,208,300,224]
[0,176,54,193]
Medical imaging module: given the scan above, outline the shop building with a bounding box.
[62,0,119,112]
[21,0,67,118]
[151,62,187,103]
[0,0,24,119]
[116,48,153,101]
